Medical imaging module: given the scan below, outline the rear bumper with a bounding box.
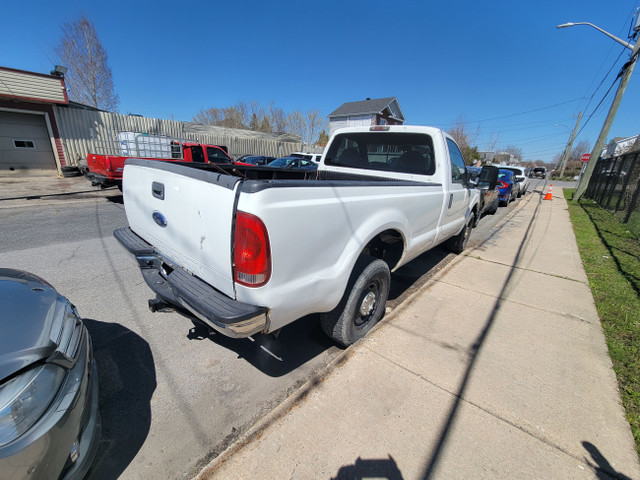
[113,227,269,338]
[84,171,120,188]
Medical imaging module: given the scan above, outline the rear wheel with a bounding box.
[320,256,390,347]
[446,212,475,254]
[488,197,499,214]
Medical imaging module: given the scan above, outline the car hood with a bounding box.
[0,269,61,381]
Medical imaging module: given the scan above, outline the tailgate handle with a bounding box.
[152,182,165,200]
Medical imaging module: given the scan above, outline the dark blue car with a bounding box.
[235,155,275,166]
[267,157,318,170]
[497,169,520,206]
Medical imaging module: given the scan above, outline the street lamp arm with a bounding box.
[557,22,635,51]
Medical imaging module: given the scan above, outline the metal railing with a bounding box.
[585,151,640,238]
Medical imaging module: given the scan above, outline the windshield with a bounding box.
[268,158,293,167]
[325,132,436,175]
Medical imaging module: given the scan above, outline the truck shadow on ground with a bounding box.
[185,313,336,377]
[388,246,451,304]
[83,319,156,480]
[180,246,455,377]
[105,193,124,204]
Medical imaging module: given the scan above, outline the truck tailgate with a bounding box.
[122,159,240,298]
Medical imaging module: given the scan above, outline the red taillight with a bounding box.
[104,156,112,172]
[233,212,271,287]
[497,180,508,189]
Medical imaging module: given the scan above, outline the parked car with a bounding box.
[0,269,101,480]
[267,156,318,170]
[290,152,323,163]
[115,125,496,346]
[468,166,499,218]
[531,166,547,178]
[497,169,520,205]
[234,155,275,166]
[498,165,529,196]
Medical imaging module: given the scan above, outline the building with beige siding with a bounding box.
[0,66,301,176]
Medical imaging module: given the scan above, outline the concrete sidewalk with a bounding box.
[196,186,640,479]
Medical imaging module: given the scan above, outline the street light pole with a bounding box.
[558,111,583,179]
[557,21,640,200]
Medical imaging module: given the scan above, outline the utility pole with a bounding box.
[559,111,583,179]
[557,20,640,201]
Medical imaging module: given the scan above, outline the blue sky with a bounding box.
[3,0,639,163]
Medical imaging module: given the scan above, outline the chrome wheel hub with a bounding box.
[360,291,377,316]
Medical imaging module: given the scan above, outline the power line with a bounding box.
[430,98,585,128]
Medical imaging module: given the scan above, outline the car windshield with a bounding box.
[325,132,436,175]
[501,167,522,174]
[268,158,294,167]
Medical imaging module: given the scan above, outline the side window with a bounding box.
[446,138,466,184]
[14,139,35,149]
[189,146,205,163]
[207,147,230,163]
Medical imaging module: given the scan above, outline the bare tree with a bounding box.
[54,16,118,111]
[485,132,500,153]
[448,116,481,165]
[568,140,591,163]
[193,100,328,146]
[504,145,523,163]
[305,109,327,148]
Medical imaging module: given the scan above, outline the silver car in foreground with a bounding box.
[0,269,100,480]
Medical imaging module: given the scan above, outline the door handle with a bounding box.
[152,182,165,200]
[448,193,453,209]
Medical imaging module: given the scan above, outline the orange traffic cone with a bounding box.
[544,184,553,200]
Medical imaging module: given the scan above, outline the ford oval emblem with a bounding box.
[152,211,167,228]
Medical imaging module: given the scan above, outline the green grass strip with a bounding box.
[564,188,640,458]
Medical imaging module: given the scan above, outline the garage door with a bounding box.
[0,111,57,175]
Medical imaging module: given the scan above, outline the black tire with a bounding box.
[446,212,475,254]
[488,197,499,215]
[320,256,390,347]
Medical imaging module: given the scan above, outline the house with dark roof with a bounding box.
[328,97,404,136]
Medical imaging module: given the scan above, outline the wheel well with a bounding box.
[362,229,404,270]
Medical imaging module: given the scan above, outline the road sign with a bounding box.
[581,153,591,162]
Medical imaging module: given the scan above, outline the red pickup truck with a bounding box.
[83,139,233,189]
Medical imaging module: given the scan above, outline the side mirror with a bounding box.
[479,165,499,190]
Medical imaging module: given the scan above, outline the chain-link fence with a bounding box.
[585,151,640,238]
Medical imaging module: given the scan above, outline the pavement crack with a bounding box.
[432,278,595,325]
[462,254,586,284]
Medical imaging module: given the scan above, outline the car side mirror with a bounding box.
[479,165,499,190]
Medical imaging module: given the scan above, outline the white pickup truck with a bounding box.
[115,125,496,346]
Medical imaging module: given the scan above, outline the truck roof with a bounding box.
[332,125,444,136]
